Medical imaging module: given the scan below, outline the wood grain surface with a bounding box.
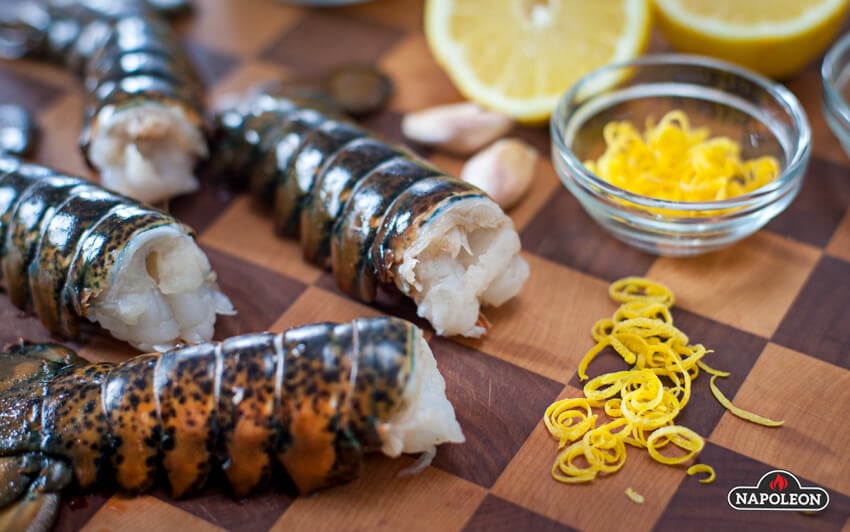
[0,1,848,530]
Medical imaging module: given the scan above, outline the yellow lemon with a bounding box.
[424,0,652,123]
[653,0,850,79]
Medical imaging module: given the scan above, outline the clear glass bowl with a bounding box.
[822,33,850,159]
[550,54,811,257]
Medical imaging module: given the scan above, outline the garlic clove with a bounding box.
[401,102,513,155]
[460,138,539,210]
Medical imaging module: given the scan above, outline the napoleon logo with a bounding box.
[728,470,829,511]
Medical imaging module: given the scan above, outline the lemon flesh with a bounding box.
[425,0,651,122]
[654,0,850,78]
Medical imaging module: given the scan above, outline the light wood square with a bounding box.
[492,386,684,531]
[82,495,224,532]
[270,455,487,532]
[379,34,463,113]
[270,285,383,332]
[648,231,821,338]
[339,0,426,31]
[36,91,92,179]
[826,209,850,262]
[457,253,614,384]
[711,342,850,496]
[208,61,291,111]
[200,196,323,286]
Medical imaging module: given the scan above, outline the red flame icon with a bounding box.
[769,473,788,491]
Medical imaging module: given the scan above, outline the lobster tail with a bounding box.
[213,88,529,338]
[0,158,234,351]
[0,1,207,202]
[0,318,463,516]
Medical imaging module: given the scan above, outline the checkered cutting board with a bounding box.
[1,1,849,530]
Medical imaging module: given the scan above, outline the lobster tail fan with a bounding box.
[0,454,72,532]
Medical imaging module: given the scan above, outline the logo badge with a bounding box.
[728,470,829,511]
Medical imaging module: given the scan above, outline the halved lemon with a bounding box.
[654,0,850,79]
[425,0,652,123]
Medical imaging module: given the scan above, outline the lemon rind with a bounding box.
[654,0,848,39]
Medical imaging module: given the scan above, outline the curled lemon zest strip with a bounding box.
[697,359,730,377]
[544,398,597,448]
[709,376,784,427]
[614,301,673,325]
[646,425,705,465]
[591,318,615,342]
[551,441,598,483]
[582,425,627,473]
[687,464,716,484]
[625,487,645,504]
[603,398,622,418]
[609,277,675,307]
[577,338,611,382]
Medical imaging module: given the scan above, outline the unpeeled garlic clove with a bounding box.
[460,138,539,210]
[401,102,513,155]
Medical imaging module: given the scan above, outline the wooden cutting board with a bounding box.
[0,0,848,530]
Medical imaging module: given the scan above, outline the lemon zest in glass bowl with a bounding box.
[584,110,781,203]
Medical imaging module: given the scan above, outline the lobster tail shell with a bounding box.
[212,89,528,337]
[0,157,232,350]
[0,317,424,502]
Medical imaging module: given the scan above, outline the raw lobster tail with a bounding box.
[0,317,464,531]
[0,0,207,202]
[214,88,530,338]
[0,156,233,351]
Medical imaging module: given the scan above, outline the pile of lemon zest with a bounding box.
[687,464,716,484]
[545,276,783,487]
[586,110,781,204]
[625,487,645,504]
[709,376,785,427]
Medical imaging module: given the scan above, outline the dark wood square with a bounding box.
[55,492,111,532]
[171,174,239,234]
[0,65,65,112]
[182,39,241,87]
[772,255,850,370]
[765,156,850,248]
[655,442,850,531]
[259,10,405,77]
[463,494,576,532]
[521,188,657,282]
[429,337,564,488]
[152,484,292,532]
[203,245,307,339]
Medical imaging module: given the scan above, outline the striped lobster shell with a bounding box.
[0,0,207,202]
[0,156,230,349]
[0,317,442,531]
[213,88,528,337]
